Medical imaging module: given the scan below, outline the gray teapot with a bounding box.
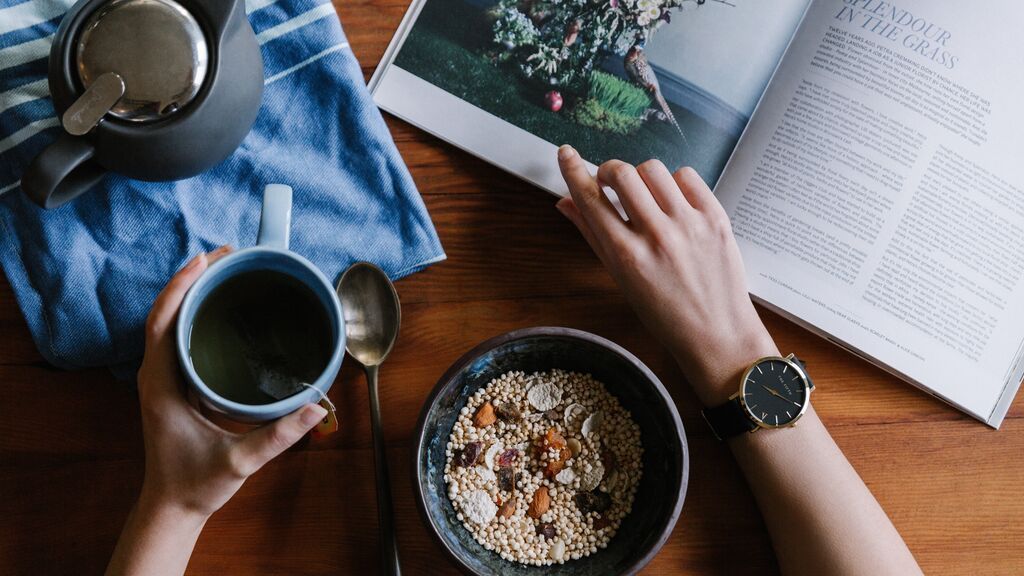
[22,0,264,209]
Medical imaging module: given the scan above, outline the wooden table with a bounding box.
[2,2,1023,574]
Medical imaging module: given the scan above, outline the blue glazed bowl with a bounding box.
[413,327,689,575]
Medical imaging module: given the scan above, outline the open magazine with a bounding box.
[370,0,1024,427]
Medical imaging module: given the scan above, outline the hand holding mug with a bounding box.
[136,246,326,520]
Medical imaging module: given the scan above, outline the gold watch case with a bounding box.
[730,353,814,432]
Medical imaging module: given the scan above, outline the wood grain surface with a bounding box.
[1,1,1022,574]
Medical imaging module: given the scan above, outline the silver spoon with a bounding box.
[338,262,402,576]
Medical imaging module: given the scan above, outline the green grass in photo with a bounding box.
[571,72,651,135]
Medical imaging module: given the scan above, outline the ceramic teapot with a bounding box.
[21,0,264,209]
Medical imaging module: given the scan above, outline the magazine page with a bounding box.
[372,0,809,194]
[715,0,1024,426]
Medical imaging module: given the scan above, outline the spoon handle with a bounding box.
[366,364,401,576]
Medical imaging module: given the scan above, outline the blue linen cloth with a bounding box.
[0,0,445,374]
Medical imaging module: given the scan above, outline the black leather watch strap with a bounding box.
[702,399,758,441]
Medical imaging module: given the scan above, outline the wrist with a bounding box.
[675,322,779,407]
[136,487,211,531]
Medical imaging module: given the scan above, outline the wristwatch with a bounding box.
[701,354,815,440]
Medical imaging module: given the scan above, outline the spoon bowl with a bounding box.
[338,262,401,366]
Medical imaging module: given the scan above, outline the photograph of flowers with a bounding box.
[390,0,808,186]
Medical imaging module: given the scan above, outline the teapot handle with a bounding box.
[21,134,106,209]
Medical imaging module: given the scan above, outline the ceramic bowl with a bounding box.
[412,327,689,575]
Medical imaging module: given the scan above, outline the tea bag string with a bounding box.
[299,382,336,413]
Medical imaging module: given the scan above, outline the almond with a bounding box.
[498,498,516,518]
[473,401,497,427]
[528,486,550,519]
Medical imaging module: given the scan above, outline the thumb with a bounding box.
[234,403,327,474]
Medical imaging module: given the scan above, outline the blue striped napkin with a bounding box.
[0,0,445,374]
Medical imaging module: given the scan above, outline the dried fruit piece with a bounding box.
[574,490,612,515]
[536,522,556,539]
[473,401,497,427]
[545,408,561,420]
[497,448,519,468]
[497,467,517,492]
[456,441,483,467]
[601,447,618,473]
[544,428,567,450]
[592,514,612,530]
[498,498,516,518]
[527,486,550,518]
[527,382,563,411]
[494,403,522,423]
[544,447,572,478]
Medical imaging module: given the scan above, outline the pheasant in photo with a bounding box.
[624,46,686,141]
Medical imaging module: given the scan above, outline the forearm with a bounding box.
[730,407,921,575]
[106,493,208,576]
[680,326,921,576]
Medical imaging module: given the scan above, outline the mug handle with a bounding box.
[21,133,106,209]
[257,184,292,250]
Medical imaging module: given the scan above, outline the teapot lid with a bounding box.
[75,0,209,123]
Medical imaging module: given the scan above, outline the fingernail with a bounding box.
[558,145,576,161]
[183,253,205,272]
[301,403,328,427]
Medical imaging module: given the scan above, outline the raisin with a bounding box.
[456,441,483,467]
[536,522,557,539]
[601,447,618,473]
[497,467,517,492]
[575,490,612,514]
[497,448,519,468]
[494,403,522,423]
[593,514,612,530]
[544,408,561,420]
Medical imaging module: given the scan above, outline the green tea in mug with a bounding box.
[188,270,334,405]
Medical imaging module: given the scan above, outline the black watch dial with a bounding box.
[741,359,809,427]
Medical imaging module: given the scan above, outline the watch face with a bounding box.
[741,358,809,427]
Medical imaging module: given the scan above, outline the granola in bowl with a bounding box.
[444,369,643,566]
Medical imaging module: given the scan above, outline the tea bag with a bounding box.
[256,368,306,399]
[257,374,338,437]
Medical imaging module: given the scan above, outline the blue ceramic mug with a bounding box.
[175,184,345,422]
